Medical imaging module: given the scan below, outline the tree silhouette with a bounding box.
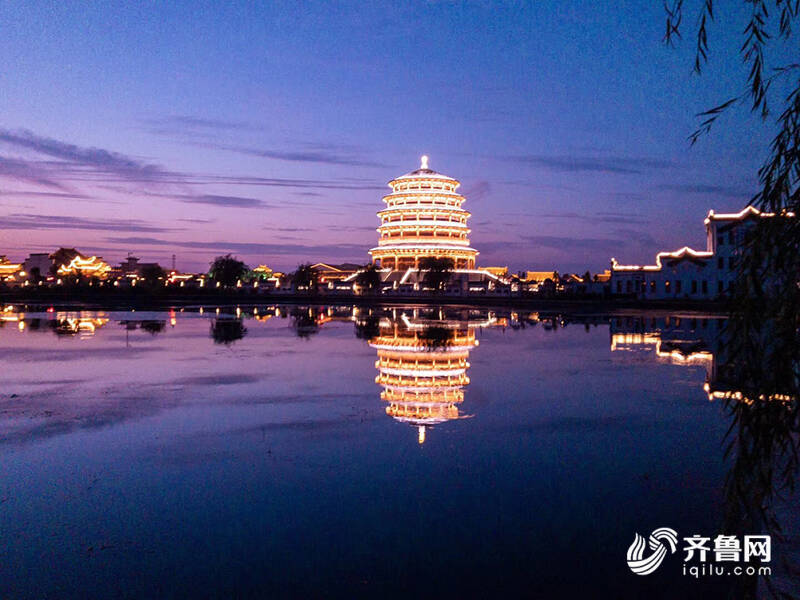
[140,320,166,335]
[209,255,249,287]
[354,314,381,339]
[292,263,318,292]
[419,256,454,292]
[662,2,800,362]
[140,264,166,286]
[290,307,319,338]
[355,263,382,294]
[418,325,454,349]
[210,318,247,345]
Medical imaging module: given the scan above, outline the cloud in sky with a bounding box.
[104,236,367,258]
[141,115,255,133]
[510,154,674,175]
[175,194,270,208]
[519,226,659,254]
[263,226,315,232]
[0,213,175,233]
[461,180,491,202]
[0,128,386,193]
[205,143,389,168]
[142,114,387,168]
[184,174,385,190]
[0,156,68,189]
[538,210,650,225]
[0,128,167,182]
[610,227,659,247]
[521,234,623,252]
[177,218,216,224]
[656,183,752,198]
[0,190,91,200]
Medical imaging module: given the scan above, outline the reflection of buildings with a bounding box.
[0,309,109,337]
[367,308,496,443]
[609,315,793,403]
[610,316,718,368]
[53,315,109,336]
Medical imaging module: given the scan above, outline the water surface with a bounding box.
[0,305,792,597]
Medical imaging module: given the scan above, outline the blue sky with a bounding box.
[0,1,783,272]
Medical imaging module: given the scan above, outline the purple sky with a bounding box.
[0,1,787,273]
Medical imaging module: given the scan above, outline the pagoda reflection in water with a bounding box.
[365,307,498,443]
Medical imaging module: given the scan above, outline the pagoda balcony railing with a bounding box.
[376,374,471,387]
[389,183,459,193]
[376,358,470,370]
[386,405,460,419]
[381,389,465,403]
[384,202,465,211]
[377,365,468,378]
[379,205,469,215]
[377,236,471,245]
[379,220,469,229]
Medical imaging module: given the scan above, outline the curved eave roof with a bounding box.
[378,205,470,215]
[388,169,459,187]
[370,244,478,252]
[382,189,464,199]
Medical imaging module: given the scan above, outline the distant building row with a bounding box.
[4,206,779,300]
[609,206,793,300]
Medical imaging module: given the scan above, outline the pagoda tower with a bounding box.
[369,156,478,270]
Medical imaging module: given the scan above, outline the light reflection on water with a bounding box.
[0,305,795,598]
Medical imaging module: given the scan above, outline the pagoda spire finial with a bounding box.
[420,155,429,170]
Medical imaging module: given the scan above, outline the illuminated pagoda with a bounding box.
[369,155,478,270]
[368,310,487,444]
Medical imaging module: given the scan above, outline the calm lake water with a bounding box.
[0,305,795,598]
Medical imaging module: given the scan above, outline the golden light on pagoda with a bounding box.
[369,156,478,270]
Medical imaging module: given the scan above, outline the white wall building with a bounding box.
[22,253,53,279]
[610,206,791,300]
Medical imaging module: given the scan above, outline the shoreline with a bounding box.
[0,289,731,315]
